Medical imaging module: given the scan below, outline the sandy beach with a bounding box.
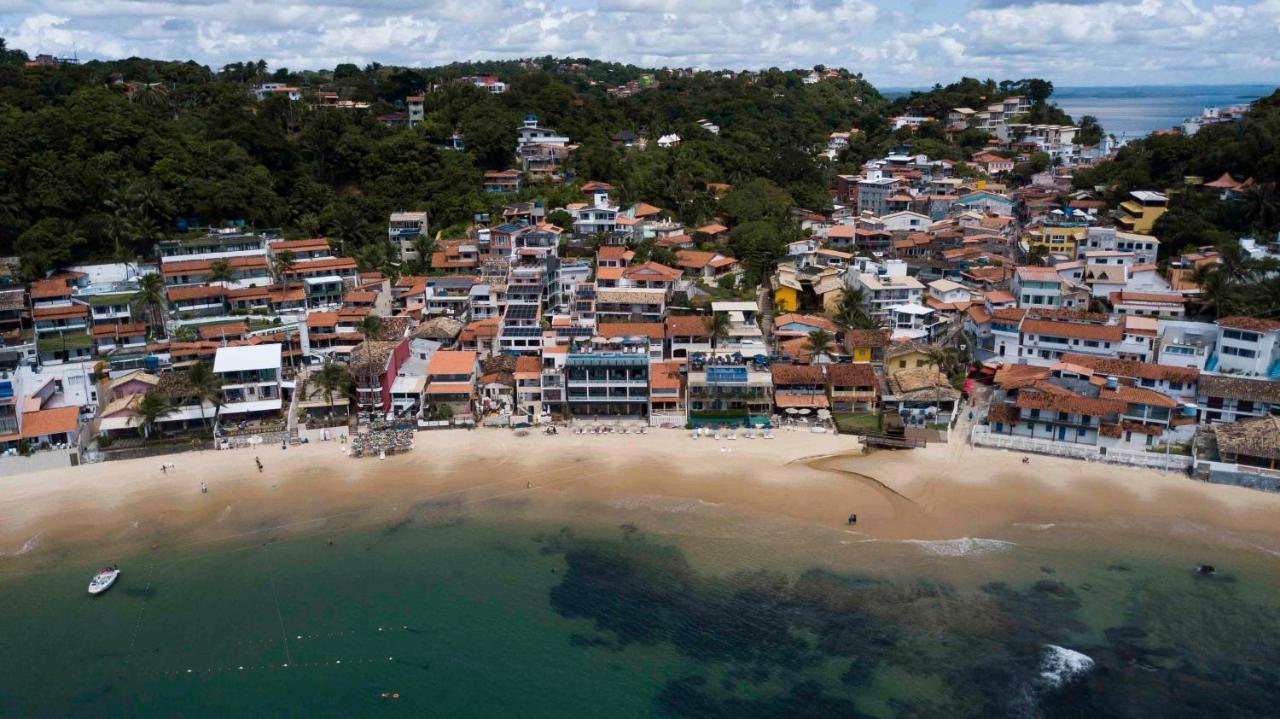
[5,427,1280,565]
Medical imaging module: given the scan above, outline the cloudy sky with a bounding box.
[2,0,1279,87]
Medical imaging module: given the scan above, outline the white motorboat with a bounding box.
[88,568,120,596]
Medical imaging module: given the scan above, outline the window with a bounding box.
[1223,346,1257,358]
[1078,428,1086,436]
[899,360,906,369]
[1223,329,1259,342]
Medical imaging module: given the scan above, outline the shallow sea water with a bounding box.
[2,490,1280,718]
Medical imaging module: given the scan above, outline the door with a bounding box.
[1057,426,1066,441]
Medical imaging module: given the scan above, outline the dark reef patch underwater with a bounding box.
[540,526,1280,718]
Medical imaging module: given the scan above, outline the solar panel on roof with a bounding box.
[502,327,541,338]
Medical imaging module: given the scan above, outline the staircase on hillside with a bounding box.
[757,286,776,349]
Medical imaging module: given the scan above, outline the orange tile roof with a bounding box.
[771,364,826,386]
[270,238,330,251]
[622,262,681,282]
[1021,318,1122,342]
[33,304,88,320]
[161,256,268,276]
[286,257,358,274]
[696,223,728,235]
[1059,353,1198,384]
[675,250,718,269]
[514,356,542,377]
[773,313,838,333]
[1015,390,1124,417]
[307,312,338,328]
[597,245,632,261]
[826,363,877,387]
[1218,316,1280,332]
[665,315,709,338]
[21,406,79,438]
[198,322,247,340]
[30,279,72,299]
[167,285,227,301]
[1102,385,1178,409]
[428,350,478,376]
[597,322,665,340]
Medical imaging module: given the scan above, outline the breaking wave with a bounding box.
[899,537,1017,557]
[1039,644,1094,689]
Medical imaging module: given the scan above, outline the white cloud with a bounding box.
[0,0,1276,85]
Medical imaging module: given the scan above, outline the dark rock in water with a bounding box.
[1033,579,1075,598]
[1106,563,1133,573]
[1105,625,1149,642]
[656,677,871,719]
[1196,564,1216,576]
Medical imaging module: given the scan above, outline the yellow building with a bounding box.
[1027,223,1087,256]
[843,329,889,363]
[1117,190,1168,234]
[773,286,798,313]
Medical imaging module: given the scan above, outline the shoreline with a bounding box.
[6,428,1280,571]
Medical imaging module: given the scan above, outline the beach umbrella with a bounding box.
[798,408,811,415]
[785,408,799,415]
[817,409,832,420]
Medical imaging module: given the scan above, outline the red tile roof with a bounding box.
[597,322,665,340]
[1218,316,1280,332]
[1021,318,1122,342]
[665,315,709,338]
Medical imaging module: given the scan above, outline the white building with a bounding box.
[388,211,429,264]
[1210,317,1280,377]
[848,261,924,324]
[213,344,285,419]
[1078,227,1160,265]
[515,115,570,153]
[880,210,930,233]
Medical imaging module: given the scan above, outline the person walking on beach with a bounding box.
[255,456,263,473]
[161,464,167,474]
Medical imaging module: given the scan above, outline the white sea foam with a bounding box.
[1039,645,1094,689]
[607,496,721,513]
[899,537,1016,557]
[2,533,43,556]
[1013,523,1057,531]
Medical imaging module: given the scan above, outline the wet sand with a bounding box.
[4,428,1280,563]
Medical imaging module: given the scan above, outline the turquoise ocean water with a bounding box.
[4,490,1280,717]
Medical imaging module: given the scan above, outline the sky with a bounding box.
[2,0,1279,87]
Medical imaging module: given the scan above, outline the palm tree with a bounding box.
[186,361,223,429]
[272,249,297,284]
[832,287,879,333]
[313,363,352,418]
[925,347,960,379]
[803,329,836,363]
[704,312,730,357]
[171,324,196,343]
[208,259,235,289]
[133,272,168,339]
[135,391,176,443]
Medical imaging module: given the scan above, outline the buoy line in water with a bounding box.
[121,561,155,671]
[152,655,400,679]
[133,624,418,680]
